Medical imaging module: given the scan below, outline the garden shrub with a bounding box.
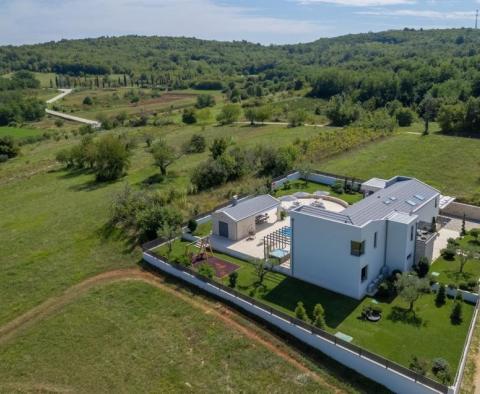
[187,218,198,233]
[294,301,310,323]
[441,248,456,260]
[435,284,446,306]
[198,263,215,279]
[451,301,463,324]
[331,180,344,194]
[376,280,394,299]
[431,358,451,384]
[409,356,428,376]
[414,257,430,278]
[228,271,238,288]
[313,304,326,329]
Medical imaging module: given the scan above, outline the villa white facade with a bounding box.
[290,176,441,299]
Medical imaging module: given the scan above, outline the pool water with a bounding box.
[280,227,292,237]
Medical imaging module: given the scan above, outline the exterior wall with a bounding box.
[386,219,416,273]
[291,212,365,299]
[144,251,449,394]
[358,220,388,295]
[416,233,436,265]
[271,171,363,190]
[441,201,480,222]
[236,216,255,240]
[415,196,440,224]
[212,212,237,241]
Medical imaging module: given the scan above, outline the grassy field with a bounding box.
[0,281,368,393]
[318,131,480,204]
[0,126,42,140]
[54,88,206,119]
[157,240,475,380]
[0,121,326,326]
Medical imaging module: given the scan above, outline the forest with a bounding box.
[2,28,480,135]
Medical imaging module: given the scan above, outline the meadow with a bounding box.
[0,280,372,393]
[319,131,480,205]
[0,126,42,140]
[0,121,325,326]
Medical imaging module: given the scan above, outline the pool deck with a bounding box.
[211,216,291,259]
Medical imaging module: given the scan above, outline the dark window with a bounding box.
[410,226,414,241]
[374,232,377,248]
[407,253,412,260]
[361,265,368,282]
[435,198,438,208]
[351,240,365,256]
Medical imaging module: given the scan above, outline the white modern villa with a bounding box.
[209,175,450,300]
[290,176,441,299]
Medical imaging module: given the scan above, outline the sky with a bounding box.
[0,0,480,46]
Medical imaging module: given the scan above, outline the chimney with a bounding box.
[232,195,238,206]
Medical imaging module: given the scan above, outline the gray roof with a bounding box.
[294,178,439,227]
[297,205,353,224]
[217,194,280,222]
[362,178,387,189]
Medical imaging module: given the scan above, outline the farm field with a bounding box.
[156,240,475,380]
[319,132,480,205]
[0,280,374,393]
[53,88,210,119]
[0,126,41,140]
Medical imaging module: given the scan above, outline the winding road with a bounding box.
[46,89,101,128]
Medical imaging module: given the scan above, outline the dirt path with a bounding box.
[0,267,343,393]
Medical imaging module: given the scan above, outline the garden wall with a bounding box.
[271,170,364,191]
[441,202,480,223]
[143,250,450,394]
[431,283,478,304]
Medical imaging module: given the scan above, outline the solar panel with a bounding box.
[383,200,391,205]
[406,200,417,206]
[414,194,425,201]
[389,196,397,201]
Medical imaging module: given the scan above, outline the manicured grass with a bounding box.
[318,131,480,204]
[156,239,475,379]
[430,233,480,286]
[273,180,363,205]
[0,126,41,140]
[0,281,351,393]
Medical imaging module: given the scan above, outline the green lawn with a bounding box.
[431,233,480,287]
[0,281,358,393]
[273,180,363,205]
[156,240,475,380]
[0,126,41,140]
[318,131,480,205]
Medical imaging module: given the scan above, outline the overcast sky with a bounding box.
[1,0,479,46]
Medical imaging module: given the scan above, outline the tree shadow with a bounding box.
[386,306,424,327]
[69,177,118,192]
[262,276,360,329]
[140,173,165,187]
[56,167,92,180]
[97,221,140,254]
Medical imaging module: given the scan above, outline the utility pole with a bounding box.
[476,9,479,29]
